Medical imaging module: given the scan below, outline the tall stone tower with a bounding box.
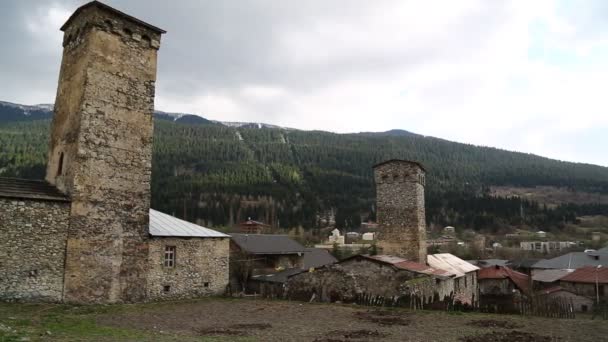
[45,1,165,303]
[373,160,427,263]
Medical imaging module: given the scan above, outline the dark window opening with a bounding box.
[104,19,113,29]
[163,285,170,293]
[600,285,605,296]
[204,282,210,288]
[581,305,588,312]
[142,35,151,44]
[123,27,133,36]
[164,246,176,267]
[57,152,64,176]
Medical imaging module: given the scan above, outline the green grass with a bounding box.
[0,302,252,342]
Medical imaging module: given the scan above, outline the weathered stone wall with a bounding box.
[374,161,427,262]
[560,281,606,299]
[453,272,478,305]
[47,5,162,303]
[287,258,428,302]
[479,278,515,296]
[147,237,229,300]
[547,290,594,312]
[0,199,70,302]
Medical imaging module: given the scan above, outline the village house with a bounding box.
[286,254,451,304]
[539,286,594,313]
[477,266,530,313]
[230,234,307,274]
[0,1,231,304]
[559,266,608,304]
[520,241,575,253]
[427,253,480,306]
[531,250,608,275]
[531,269,573,290]
[237,218,270,234]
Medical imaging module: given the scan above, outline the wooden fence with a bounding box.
[354,292,578,319]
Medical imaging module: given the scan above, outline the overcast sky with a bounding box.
[1,1,607,166]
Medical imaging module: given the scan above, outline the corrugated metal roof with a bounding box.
[532,252,607,270]
[427,253,479,277]
[343,255,450,278]
[149,209,229,238]
[532,269,573,283]
[560,266,608,284]
[0,177,69,202]
[478,266,530,294]
[230,234,306,254]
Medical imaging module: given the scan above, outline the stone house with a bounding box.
[286,254,450,303]
[539,286,595,313]
[146,209,229,300]
[559,266,607,302]
[427,253,480,306]
[0,1,230,304]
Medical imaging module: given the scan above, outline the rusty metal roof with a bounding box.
[61,1,166,34]
[478,266,531,294]
[560,266,608,284]
[342,255,450,278]
[427,253,479,277]
[0,177,69,202]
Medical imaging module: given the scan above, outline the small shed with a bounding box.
[539,286,594,312]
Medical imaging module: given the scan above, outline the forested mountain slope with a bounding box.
[1,101,608,232]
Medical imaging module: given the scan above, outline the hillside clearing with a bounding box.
[1,298,606,341]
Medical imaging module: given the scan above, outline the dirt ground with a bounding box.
[1,298,607,341]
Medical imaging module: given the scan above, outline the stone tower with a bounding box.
[45,1,165,303]
[373,160,427,262]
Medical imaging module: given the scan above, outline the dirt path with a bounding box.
[96,298,608,341]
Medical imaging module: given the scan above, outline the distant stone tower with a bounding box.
[45,1,165,303]
[373,160,427,262]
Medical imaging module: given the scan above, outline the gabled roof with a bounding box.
[149,209,228,238]
[532,252,607,270]
[539,286,581,296]
[478,266,531,294]
[372,159,426,172]
[302,248,338,269]
[230,234,306,255]
[560,266,608,284]
[342,254,450,278]
[427,253,479,277]
[0,178,69,202]
[532,269,573,283]
[61,1,166,34]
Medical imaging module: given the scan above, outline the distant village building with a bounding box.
[536,231,547,238]
[327,228,345,245]
[531,251,607,275]
[362,232,375,241]
[444,226,456,235]
[520,241,575,253]
[237,218,270,234]
[374,160,427,262]
[532,269,573,290]
[591,232,601,242]
[0,2,230,304]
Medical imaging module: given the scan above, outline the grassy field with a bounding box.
[1,297,607,341]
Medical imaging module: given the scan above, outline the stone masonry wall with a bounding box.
[287,257,427,302]
[47,5,162,303]
[374,161,427,262]
[0,198,70,302]
[147,237,229,300]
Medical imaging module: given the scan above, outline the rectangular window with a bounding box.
[164,246,176,267]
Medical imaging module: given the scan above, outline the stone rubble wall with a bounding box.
[147,237,230,300]
[0,199,70,302]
